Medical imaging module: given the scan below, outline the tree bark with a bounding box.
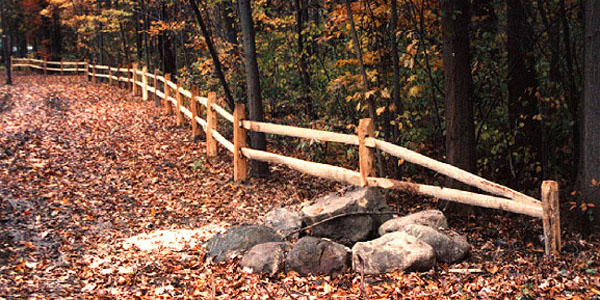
[1,0,11,85]
[238,0,269,177]
[344,0,385,177]
[441,0,476,210]
[391,0,401,178]
[576,0,600,224]
[296,0,314,119]
[507,0,541,183]
[343,0,375,121]
[189,0,235,111]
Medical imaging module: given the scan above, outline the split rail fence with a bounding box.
[11,58,562,257]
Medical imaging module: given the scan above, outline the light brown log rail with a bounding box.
[15,58,562,257]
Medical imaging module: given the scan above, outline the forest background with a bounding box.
[1,0,599,229]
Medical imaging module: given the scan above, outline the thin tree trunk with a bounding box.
[561,0,580,181]
[507,0,541,184]
[144,2,150,69]
[238,0,269,177]
[343,0,375,120]
[189,0,235,111]
[344,0,385,177]
[391,0,401,178]
[1,0,11,85]
[134,7,142,61]
[119,22,131,64]
[441,0,476,212]
[296,0,314,119]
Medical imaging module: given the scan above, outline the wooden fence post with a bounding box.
[542,180,561,256]
[163,73,173,114]
[75,61,79,74]
[28,58,32,74]
[60,58,64,75]
[85,61,90,81]
[142,66,148,101]
[132,63,138,96]
[206,92,218,157]
[153,69,159,107]
[92,63,96,84]
[358,118,376,187]
[175,83,183,126]
[108,67,113,85]
[190,87,202,139]
[233,104,248,181]
[43,60,47,75]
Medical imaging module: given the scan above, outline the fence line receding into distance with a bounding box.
[10,57,562,257]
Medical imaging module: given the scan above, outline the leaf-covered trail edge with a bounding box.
[0,74,598,299]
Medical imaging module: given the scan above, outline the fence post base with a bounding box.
[206,92,218,157]
[234,104,248,182]
[163,74,173,114]
[358,118,376,186]
[542,180,561,257]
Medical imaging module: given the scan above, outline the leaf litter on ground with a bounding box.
[0,74,598,299]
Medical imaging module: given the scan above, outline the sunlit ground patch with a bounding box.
[122,222,230,252]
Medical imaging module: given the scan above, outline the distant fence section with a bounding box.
[11,58,562,257]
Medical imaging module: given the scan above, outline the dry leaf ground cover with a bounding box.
[0,74,599,299]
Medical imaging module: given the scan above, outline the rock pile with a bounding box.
[205,187,471,276]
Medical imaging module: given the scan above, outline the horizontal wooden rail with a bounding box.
[212,103,234,123]
[242,120,360,145]
[371,139,540,206]
[241,147,362,186]
[366,177,543,218]
[212,129,234,153]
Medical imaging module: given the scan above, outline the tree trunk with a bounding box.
[296,0,314,119]
[134,7,142,61]
[51,9,61,56]
[344,0,385,177]
[507,0,541,184]
[238,0,269,177]
[576,0,600,225]
[158,2,176,75]
[1,0,11,85]
[119,22,131,63]
[441,0,476,211]
[391,0,402,178]
[189,0,235,111]
[561,0,580,181]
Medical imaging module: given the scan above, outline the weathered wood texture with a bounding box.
[542,181,561,256]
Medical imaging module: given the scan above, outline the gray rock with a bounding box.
[206,225,284,263]
[240,242,290,275]
[286,236,350,276]
[301,187,390,245]
[352,231,436,275]
[402,224,470,264]
[378,209,448,236]
[264,208,303,239]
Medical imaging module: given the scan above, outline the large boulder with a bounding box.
[264,208,303,240]
[205,225,284,263]
[401,224,470,264]
[240,242,290,276]
[286,236,350,276]
[378,209,448,236]
[301,187,391,245]
[352,232,436,275]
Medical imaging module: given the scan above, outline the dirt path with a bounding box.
[0,74,598,299]
[0,74,336,299]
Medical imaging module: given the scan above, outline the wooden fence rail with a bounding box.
[11,57,562,257]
